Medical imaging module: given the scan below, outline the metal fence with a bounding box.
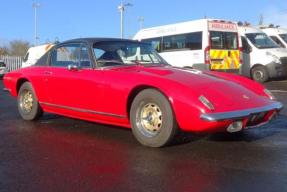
[0,55,22,72]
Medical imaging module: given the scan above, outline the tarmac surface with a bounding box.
[0,79,287,192]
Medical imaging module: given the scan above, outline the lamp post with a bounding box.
[138,16,144,29]
[32,2,40,45]
[118,2,132,39]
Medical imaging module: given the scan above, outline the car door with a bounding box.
[44,43,104,113]
[240,36,252,77]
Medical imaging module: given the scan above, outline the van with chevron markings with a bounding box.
[134,19,241,73]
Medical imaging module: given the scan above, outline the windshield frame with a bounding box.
[245,33,279,49]
[279,33,287,44]
[92,41,168,68]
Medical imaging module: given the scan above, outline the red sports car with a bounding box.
[3,38,283,147]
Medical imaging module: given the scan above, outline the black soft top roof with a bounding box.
[61,37,140,45]
[35,37,141,67]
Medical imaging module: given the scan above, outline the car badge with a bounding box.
[242,95,249,99]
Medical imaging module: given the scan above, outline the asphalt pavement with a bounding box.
[0,80,287,192]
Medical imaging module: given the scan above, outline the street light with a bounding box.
[118,2,132,39]
[138,16,144,29]
[32,2,40,45]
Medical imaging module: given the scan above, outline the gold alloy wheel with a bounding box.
[20,90,34,113]
[138,103,163,137]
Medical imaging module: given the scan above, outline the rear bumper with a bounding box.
[200,102,283,122]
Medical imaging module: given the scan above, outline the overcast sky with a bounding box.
[0,0,286,45]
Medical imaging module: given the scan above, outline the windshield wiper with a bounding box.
[258,46,278,49]
[96,59,124,64]
[129,60,161,65]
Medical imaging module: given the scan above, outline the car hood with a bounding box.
[112,65,270,111]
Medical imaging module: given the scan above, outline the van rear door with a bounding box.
[208,21,240,72]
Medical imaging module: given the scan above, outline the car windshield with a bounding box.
[245,33,279,49]
[279,34,287,43]
[93,41,168,67]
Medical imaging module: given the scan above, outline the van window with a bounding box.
[142,38,162,52]
[279,34,287,43]
[226,32,238,49]
[186,32,202,50]
[23,52,29,62]
[143,32,202,52]
[210,31,238,50]
[163,35,185,51]
[210,31,224,49]
[162,32,202,52]
[270,36,285,48]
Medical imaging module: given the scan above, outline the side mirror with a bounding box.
[67,64,80,71]
[247,46,252,53]
[243,46,252,54]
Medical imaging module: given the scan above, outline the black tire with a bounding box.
[130,89,178,147]
[17,82,43,121]
[251,65,269,83]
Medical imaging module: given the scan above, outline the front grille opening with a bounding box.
[246,112,267,126]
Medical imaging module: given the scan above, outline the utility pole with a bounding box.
[259,14,264,25]
[138,16,144,29]
[118,2,132,39]
[32,2,40,45]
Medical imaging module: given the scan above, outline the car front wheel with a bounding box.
[18,82,43,121]
[130,89,178,147]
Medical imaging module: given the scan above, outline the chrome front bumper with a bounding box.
[200,102,283,121]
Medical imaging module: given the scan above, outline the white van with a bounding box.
[238,25,287,82]
[134,19,241,72]
[22,43,54,68]
[261,27,287,48]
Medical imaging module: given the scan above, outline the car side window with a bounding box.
[51,44,81,67]
[80,45,92,68]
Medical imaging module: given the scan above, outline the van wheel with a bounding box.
[251,66,269,83]
[130,89,178,147]
[18,82,43,120]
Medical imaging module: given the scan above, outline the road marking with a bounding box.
[270,90,287,93]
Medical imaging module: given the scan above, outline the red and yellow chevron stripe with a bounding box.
[210,49,241,70]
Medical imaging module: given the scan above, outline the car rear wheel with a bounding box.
[18,82,43,121]
[251,66,269,83]
[130,89,178,147]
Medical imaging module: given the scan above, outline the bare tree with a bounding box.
[9,40,30,57]
[0,46,9,56]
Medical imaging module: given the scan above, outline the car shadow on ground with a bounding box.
[32,112,287,147]
[206,115,287,142]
